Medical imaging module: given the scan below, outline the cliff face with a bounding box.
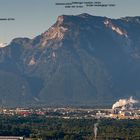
[0,13,140,107]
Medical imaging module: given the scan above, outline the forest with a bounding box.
[0,115,139,140]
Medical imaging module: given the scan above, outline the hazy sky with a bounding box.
[0,0,140,43]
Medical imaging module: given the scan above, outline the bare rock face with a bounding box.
[0,13,140,107]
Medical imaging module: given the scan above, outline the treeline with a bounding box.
[0,115,139,140]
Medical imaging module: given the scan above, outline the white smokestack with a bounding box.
[112,96,138,110]
[94,123,99,140]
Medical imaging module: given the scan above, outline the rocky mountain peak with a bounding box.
[78,13,94,18]
[57,15,64,25]
[40,26,68,47]
[39,15,69,47]
[0,14,140,107]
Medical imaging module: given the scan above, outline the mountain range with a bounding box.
[0,13,140,107]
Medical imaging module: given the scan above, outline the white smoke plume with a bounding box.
[112,96,138,110]
[94,123,99,140]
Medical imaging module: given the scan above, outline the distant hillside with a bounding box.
[0,13,140,107]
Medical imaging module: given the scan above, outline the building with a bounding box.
[0,136,24,140]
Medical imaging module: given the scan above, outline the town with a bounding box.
[0,106,139,120]
[0,97,139,120]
